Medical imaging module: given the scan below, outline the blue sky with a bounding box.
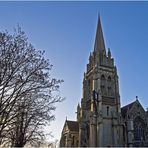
[0,1,148,141]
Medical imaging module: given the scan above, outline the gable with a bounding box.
[129,100,146,120]
[62,121,69,134]
[121,100,146,121]
[66,120,79,132]
[121,101,135,118]
[62,120,79,134]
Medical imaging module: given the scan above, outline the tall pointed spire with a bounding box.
[94,15,106,53]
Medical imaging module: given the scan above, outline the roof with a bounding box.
[66,120,79,132]
[121,101,136,118]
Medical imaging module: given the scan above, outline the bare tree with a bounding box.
[0,28,63,147]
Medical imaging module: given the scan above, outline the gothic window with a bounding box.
[76,140,79,147]
[107,106,109,116]
[101,75,105,82]
[135,127,143,141]
[107,76,111,83]
[134,116,145,141]
[107,76,112,96]
[72,136,75,146]
[123,124,126,142]
[101,75,106,95]
[101,85,105,94]
[108,86,111,96]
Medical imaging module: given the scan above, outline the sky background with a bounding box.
[0,1,148,142]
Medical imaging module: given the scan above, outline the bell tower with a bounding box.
[78,16,124,147]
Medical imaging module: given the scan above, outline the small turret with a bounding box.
[108,48,111,58]
[77,103,80,110]
[77,103,81,122]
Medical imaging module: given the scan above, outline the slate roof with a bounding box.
[121,101,136,118]
[66,120,79,132]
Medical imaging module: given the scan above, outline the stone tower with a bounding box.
[60,16,148,147]
[78,16,124,147]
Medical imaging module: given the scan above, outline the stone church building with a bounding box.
[60,17,148,147]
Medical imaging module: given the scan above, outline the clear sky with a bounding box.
[0,1,148,142]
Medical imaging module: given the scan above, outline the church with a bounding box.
[59,17,148,147]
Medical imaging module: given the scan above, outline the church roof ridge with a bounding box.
[66,120,79,132]
[121,100,136,118]
[121,100,136,109]
[66,120,77,122]
[121,96,142,110]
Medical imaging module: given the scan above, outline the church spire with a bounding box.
[94,15,106,53]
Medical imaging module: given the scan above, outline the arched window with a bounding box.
[101,75,106,95]
[134,116,145,141]
[76,140,79,146]
[101,75,105,81]
[107,76,111,86]
[107,76,112,96]
[108,76,111,82]
[72,136,75,146]
[108,86,111,96]
[107,106,109,116]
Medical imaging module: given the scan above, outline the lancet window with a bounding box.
[101,75,106,95]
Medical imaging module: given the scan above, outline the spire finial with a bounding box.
[98,12,100,20]
[77,103,80,109]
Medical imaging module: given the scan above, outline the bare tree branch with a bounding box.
[0,27,64,147]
